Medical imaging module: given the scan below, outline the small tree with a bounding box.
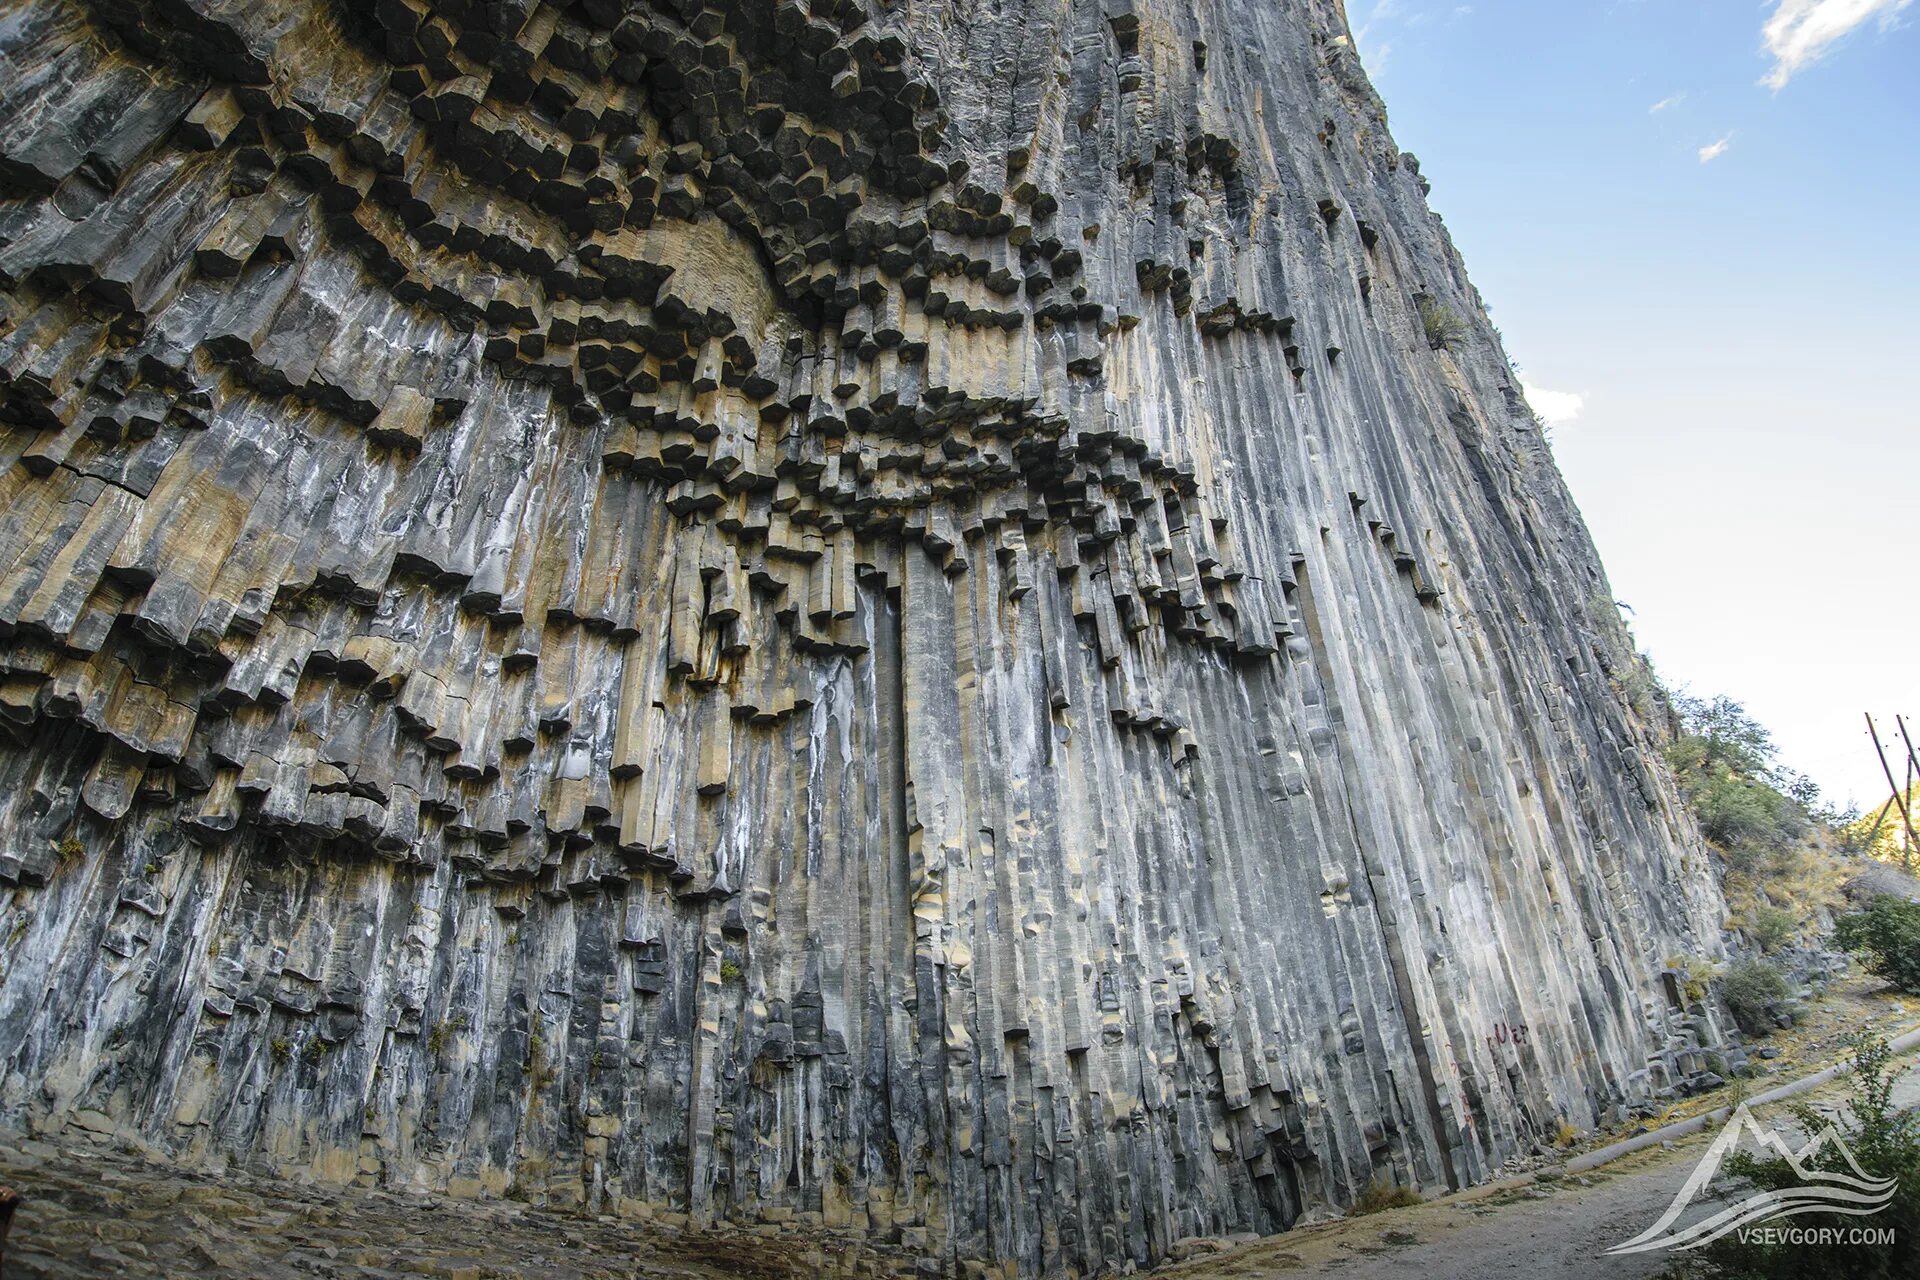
[1670,694,1776,777]
[1833,895,1920,993]
[1663,694,1812,869]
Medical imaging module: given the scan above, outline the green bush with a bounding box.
[1747,905,1797,954]
[1690,774,1809,864]
[1833,895,1920,994]
[1674,1033,1919,1279]
[1721,958,1788,1036]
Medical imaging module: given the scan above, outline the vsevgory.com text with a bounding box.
[1733,1226,1897,1247]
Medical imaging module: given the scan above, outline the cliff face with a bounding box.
[0,0,1725,1272]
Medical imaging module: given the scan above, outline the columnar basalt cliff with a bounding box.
[0,0,1726,1272]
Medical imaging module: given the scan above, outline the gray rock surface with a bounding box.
[0,0,1728,1273]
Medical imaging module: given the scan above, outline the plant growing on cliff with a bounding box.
[1667,954,1716,1005]
[1747,904,1797,954]
[1418,297,1466,350]
[526,1012,556,1090]
[1833,895,1920,994]
[426,1013,466,1058]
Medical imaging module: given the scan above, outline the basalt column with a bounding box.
[0,0,1726,1273]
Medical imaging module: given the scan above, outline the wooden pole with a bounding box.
[1867,713,1919,871]
[1898,716,1919,871]
[1862,797,1893,852]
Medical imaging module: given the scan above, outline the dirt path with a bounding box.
[1158,1147,1700,1280]
[1161,1042,1920,1280]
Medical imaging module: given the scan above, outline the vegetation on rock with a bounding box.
[1745,905,1797,955]
[1418,297,1467,350]
[1720,958,1790,1036]
[1664,694,1851,952]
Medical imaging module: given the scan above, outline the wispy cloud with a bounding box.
[1351,2,1475,73]
[1649,92,1687,114]
[1698,134,1734,163]
[1524,384,1586,427]
[1352,0,1401,70]
[1760,0,1913,90]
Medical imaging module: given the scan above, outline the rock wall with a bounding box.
[0,0,1727,1273]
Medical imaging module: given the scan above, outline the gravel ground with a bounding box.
[0,1136,915,1279]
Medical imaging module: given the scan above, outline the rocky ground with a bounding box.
[3,978,1911,1279]
[1158,1146,1700,1280]
[0,1138,919,1279]
[1581,966,1914,1137]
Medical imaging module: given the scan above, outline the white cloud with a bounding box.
[1350,2,1473,72]
[1698,134,1734,163]
[1760,0,1912,90]
[1523,384,1586,427]
[1352,0,1400,69]
[1649,92,1687,113]
[1353,0,1399,46]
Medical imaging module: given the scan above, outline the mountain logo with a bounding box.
[1606,1103,1898,1254]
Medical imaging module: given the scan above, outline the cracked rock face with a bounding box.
[0,0,1726,1273]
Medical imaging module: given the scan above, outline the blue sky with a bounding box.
[1349,0,1918,810]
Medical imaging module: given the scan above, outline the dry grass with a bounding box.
[1350,1178,1423,1216]
[1721,829,1852,950]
